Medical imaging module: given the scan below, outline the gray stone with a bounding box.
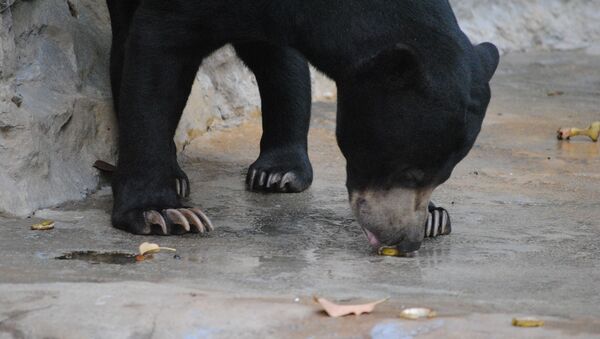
[451,0,600,52]
[0,0,117,217]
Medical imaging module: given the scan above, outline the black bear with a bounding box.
[106,0,499,252]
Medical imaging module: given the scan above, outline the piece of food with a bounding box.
[398,307,437,320]
[377,247,416,257]
[379,247,400,256]
[138,242,176,256]
[314,296,388,318]
[557,121,600,142]
[31,220,55,230]
[512,317,544,328]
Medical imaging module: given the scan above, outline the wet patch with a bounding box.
[55,251,136,265]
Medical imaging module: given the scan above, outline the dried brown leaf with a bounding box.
[314,296,387,318]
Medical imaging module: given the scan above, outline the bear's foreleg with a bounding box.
[234,42,314,193]
[111,11,214,235]
[107,0,191,199]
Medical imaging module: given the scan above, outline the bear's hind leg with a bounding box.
[234,43,313,193]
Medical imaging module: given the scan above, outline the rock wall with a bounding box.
[451,0,600,53]
[0,0,599,216]
[0,0,116,217]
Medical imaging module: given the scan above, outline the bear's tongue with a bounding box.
[362,228,381,248]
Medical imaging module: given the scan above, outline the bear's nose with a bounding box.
[350,187,432,248]
[394,240,422,253]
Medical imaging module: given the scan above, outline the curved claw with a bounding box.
[189,208,214,232]
[175,177,190,199]
[178,209,206,233]
[144,210,167,235]
[279,172,298,191]
[164,209,190,232]
[266,173,282,189]
[175,179,182,197]
[247,169,257,190]
[425,207,451,238]
[257,172,267,187]
[439,209,451,235]
[178,175,190,198]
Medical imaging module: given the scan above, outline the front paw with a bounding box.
[246,150,313,193]
[426,202,451,237]
[112,207,213,235]
[111,165,211,235]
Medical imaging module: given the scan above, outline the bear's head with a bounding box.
[336,42,499,252]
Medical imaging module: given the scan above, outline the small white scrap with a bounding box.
[139,242,176,256]
[399,307,437,320]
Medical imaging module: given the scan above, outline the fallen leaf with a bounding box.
[31,220,55,230]
[314,296,387,318]
[512,317,544,328]
[139,242,176,256]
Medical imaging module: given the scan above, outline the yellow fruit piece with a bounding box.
[31,220,55,230]
[378,247,400,256]
[512,317,544,327]
[378,247,416,257]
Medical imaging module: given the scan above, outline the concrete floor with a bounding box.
[1,51,599,338]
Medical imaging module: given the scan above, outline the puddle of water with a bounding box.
[370,320,445,339]
[55,251,137,265]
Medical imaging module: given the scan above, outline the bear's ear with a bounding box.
[356,43,425,89]
[475,42,500,82]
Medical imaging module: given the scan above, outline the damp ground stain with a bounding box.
[55,251,137,265]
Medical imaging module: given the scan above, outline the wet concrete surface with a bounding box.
[1,51,599,338]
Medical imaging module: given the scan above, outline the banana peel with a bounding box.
[136,242,177,261]
[139,242,176,256]
[557,121,600,142]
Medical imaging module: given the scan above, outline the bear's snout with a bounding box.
[350,188,433,251]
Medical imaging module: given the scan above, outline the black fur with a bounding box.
[106,0,499,237]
